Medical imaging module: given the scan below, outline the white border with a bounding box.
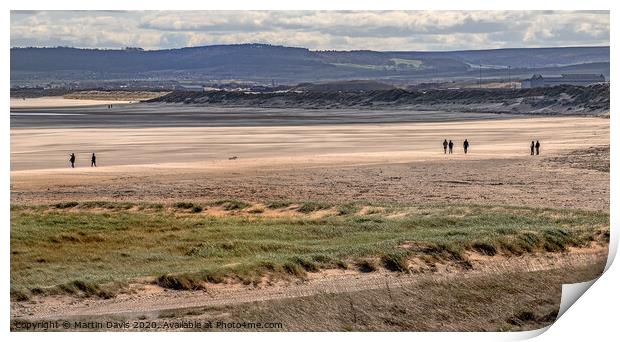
[3,1,617,341]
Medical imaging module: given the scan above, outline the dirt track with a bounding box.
[11,245,607,322]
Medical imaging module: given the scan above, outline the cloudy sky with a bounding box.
[10,10,609,51]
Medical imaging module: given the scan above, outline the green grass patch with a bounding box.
[10,202,608,298]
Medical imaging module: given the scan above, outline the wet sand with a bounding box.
[10,106,609,210]
[10,115,608,171]
[10,102,528,128]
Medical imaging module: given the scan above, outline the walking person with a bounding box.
[530,141,535,155]
[535,140,541,155]
[69,153,76,168]
[448,140,454,154]
[443,139,448,154]
[463,139,469,154]
[91,153,97,167]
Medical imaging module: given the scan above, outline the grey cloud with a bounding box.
[10,10,609,51]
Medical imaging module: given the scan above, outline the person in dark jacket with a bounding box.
[463,139,469,154]
[535,140,541,155]
[448,140,454,154]
[530,141,535,155]
[91,153,97,167]
[69,153,76,168]
[443,139,448,154]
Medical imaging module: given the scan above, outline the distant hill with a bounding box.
[10,44,609,85]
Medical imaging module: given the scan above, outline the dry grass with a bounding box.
[547,145,609,172]
[11,262,606,331]
[205,262,606,331]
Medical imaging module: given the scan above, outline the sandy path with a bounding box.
[11,246,607,321]
[10,97,131,108]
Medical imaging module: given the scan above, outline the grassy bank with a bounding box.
[10,201,609,300]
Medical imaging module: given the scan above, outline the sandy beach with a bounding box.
[10,96,131,109]
[10,115,608,171]
[10,109,609,210]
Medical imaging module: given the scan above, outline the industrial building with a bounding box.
[521,74,606,88]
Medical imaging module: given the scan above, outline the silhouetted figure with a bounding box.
[530,141,535,155]
[91,153,97,167]
[463,139,469,154]
[443,139,448,154]
[535,140,541,155]
[448,140,454,154]
[69,153,76,168]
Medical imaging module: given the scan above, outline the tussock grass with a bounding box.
[381,251,410,272]
[10,287,31,302]
[292,256,320,272]
[266,201,293,209]
[173,202,203,213]
[12,279,124,301]
[471,241,498,256]
[57,280,118,299]
[211,199,250,211]
[54,201,79,209]
[356,260,379,273]
[336,203,360,216]
[173,202,197,210]
[283,263,307,277]
[10,202,608,297]
[79,201,135,210]
[298,201,332,213]
[247,207,265,214]
[138,203,164,211]
[156,274,206,291]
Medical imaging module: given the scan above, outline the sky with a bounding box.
[10,10,610,51]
